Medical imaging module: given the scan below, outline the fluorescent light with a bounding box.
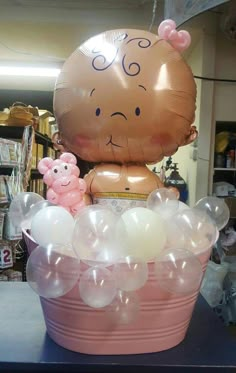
[0,66,60,77]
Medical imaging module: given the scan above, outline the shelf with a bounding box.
[0,167,19,175]
[0,125,53,148]
[214,168,236,171]
[0,164,21,168]
[0,168,43,179]
[30,169,43,180]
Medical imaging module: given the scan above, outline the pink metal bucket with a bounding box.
[23,229,211,355]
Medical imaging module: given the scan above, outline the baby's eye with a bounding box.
[96,108,101,116]
[135,107,140,116]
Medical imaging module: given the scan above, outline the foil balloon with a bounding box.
[54,29,196,164]
[53,27,197,210]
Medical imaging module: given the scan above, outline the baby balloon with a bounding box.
[53,24,197,213]
[38,152,86,215]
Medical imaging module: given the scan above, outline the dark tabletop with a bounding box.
[0,282,236,372]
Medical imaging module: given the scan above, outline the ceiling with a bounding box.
[0,0,232,93]
[0,0,153,9]
[0,0,160,26]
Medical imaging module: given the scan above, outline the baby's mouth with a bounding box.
[106,135,123,148]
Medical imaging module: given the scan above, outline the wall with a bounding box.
[170,35,203,207]
[214,32,236,122]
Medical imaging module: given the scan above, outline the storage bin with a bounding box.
[23,229,211,355]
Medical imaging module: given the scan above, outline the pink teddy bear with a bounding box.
[38,152,86,216]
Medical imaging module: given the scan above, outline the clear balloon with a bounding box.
[8,192,44,229]
[152,199,190,222]
[178,201,190,212]
[73,205,126,265]
[194,196,230,231]
[165,219,186,249]
[169,208,218,254]
[31,206,75,247]
[106,290,140,324]
[146,188,178,210]
[113,256,148,291]
[146,188,191,220]
[119,207,167,262]
[155,248,203,294]
[26,244,80,298]
[79,266,117,308]
[149,200,180,220]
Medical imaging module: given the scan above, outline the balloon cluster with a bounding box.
[9,189,229,324]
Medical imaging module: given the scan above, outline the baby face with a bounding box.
[54,29,196,164]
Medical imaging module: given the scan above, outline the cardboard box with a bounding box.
[224,197,236,218]
[0,244,13,269]
[3,213,22,241]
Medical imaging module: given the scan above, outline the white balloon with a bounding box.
[24,200,54,229]
[119,207,167,262]
[31,206,75,247]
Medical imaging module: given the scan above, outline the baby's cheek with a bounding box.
[74,135,92,147]
[150,133,173,146]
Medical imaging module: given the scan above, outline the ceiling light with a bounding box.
[0,66,60,77]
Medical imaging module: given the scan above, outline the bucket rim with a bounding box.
[22,228,37,243]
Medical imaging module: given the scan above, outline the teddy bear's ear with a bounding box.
[60,152,77,165]
[38,157,54,175]
[70,164,80,177]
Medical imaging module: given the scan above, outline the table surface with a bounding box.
[1,283,236,373]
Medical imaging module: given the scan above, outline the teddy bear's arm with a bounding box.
[47,188,59,204]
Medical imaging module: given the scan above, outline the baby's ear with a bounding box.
[52,131,67,152]
[184,126,198,145]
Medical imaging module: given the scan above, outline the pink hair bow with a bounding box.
[158,19,191,52]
